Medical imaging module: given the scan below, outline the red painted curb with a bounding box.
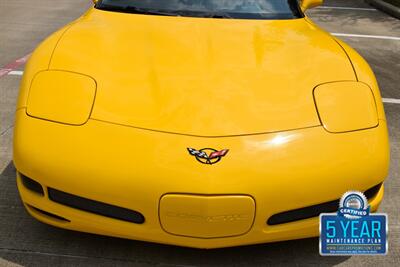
[0,54,31,78]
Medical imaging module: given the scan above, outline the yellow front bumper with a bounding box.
[14,110,389,248]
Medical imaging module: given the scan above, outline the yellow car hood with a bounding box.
[50,9,355,136]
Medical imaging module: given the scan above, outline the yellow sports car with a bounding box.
[14,0,389,248]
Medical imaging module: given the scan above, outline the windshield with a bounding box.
[96,0,303,19]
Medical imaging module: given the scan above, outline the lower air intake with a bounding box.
[48,188,145,224]
[267,183,382,225]
[20,173,44,196]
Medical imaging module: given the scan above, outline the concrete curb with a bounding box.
[366,0,400,19]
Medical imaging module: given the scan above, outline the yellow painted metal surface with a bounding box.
[332,38,387,121]
[13,4,389,248]
[27,71,96,125]
[159,194,255,238]
[314,81,379,133]
[301,0,323,12]
[14,110,389,248]
[16,27,71,109]
[45,9,356,136]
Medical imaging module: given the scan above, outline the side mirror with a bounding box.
[300,0,323,12]
[92,0,99,5]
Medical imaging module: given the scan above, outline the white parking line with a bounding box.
[332,33,400,41]
[8,70,24,76]
[382,98,400,104]
[316,6,377,11]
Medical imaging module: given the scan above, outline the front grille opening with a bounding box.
[48,188,145,224]
[267,183,383,226]
[27,205,70,222]
[20,173,44,196]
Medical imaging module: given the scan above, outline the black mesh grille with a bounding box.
[48,188,145,224]
[20,173,44,196]
[267,183,383,225]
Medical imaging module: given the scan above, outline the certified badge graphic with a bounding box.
[338,191,370,219]
[320,191,388,255]
[187,148,229,165]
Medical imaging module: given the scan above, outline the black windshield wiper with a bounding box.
[97,5,233,19]
[201,12,233,19]
[97,4,180,17]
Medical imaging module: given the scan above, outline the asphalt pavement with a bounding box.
[0,0,399,266]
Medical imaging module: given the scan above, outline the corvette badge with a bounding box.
[187,148,229,165]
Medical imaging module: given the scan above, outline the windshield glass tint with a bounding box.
[96,0,303,19]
